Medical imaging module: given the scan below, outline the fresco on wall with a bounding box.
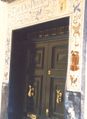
[3,38,11,83]
[8,0,72,29]
[70,50,79,71]
[66,0,84,92]
[59,0,67,11]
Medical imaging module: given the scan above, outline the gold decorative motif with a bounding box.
[70,75,78,85]
[48,70,51,75]
[28,85,34,97]
[56,89,62,104]
[27,113,37,119]
[59,0,66,11]
[72,23,80,36]
[70,51,79,71]
[46,108,49,116]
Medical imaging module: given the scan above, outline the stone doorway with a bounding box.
[8,17,69,119]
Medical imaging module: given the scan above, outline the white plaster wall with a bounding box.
[0,1,8,114]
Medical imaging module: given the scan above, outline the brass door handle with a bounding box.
[27,113,37,119]
[46,108,49,116]
[28,85,34,97]
[56,89,63,104]
[48,70,51,75]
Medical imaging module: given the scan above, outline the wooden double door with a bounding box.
[26,38,68,119]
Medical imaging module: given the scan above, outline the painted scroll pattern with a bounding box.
[66,0,83,91]
[8,0,71,29]
[3,35,11,83]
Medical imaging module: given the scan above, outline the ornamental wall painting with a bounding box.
[66,0,84,92]
[8,0,72,29]
[70,50,79,71]
[59,0,67,11]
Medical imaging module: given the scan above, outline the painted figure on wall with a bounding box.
[70,50,79,71]
[59,0,66,11]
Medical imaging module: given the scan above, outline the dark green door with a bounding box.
[26,37,68,119]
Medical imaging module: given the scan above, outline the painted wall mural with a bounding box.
[3,37,11,83]
[59,0,67,11]
[70,50,79,71]
[8,0,72,29]
[66,0,84,92]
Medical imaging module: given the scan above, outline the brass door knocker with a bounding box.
[27,113,37,119]
[48,70,51,75]
[56,89,62,104]
[46,108,49,116]
[28,85,34,97]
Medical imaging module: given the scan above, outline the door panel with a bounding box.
[26,38,68,119]
[34,42,48,117]
[49,78,65,119]
[26,42,48,118]
[46,40,68,119]
[34,76,43,114]
[51,45,68,69]
[49,40,68,70]
[34,48,44,69]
